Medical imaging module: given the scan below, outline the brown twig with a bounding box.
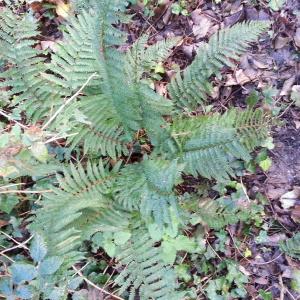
[72,266,124,300]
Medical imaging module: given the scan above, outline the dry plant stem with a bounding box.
[0,252,15,263]
[42,73,99,130]
[0,189,52,194]
[45,132,78,144]
[0,235,33,255]
[0,231,30,250]
[279,275,297,300]
[206,237,223,261]
[0,183,25,189]
[72,266,124,300]
[0,109,28,130]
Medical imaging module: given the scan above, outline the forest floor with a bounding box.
[1,0,300,299]
[127,1,300,298]
[130,1,300,298]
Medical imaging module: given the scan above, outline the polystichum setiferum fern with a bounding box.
[0,0,272,299]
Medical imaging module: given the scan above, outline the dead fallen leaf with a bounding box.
[254,277,269,285]
[41,41,57,52]
[252,56,272,69]
[280,76,296,96]
[292,206,300,223]
[294,28,300,48]
[239,265,251,276]
[192,15,212,39]
[280,187,300,209]
[274,35,291,49]
[224,9,245,27]
[225,69,257,86]
[294,120,300,129]
[262,233,286,246]
[0,219,9,228]
[155,83,167,97]
[56,0,71,18]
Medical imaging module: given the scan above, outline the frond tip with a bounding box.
[167,108,272,180]
[168,21,271,110]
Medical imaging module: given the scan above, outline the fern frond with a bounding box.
[31,160,128,264]
[0,7,59,120]
[168,21,270,110]
[114,159,184,229]
[125,34,179,79]
[65,94,130,159]
[166,108,271,180]
[195,197,260,229]
[280,233,300,259]
[45,3,175,155]
[115,227,178,300]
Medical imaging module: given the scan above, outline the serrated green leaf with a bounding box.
[10,263,37,284]
[30,142,48,163]
[47,287,66,300]
[148,223,163,241]
[259,157,272,171]
[30,234,48,263]
[0,133,9,147]
[114,231,131,245]
[0,195,19,214]
[39,256,63,275]
[16,285,34,299]
[161,240,177,265]
[0,277,13,296]
[103,240,116,257]
[68,277,83,290]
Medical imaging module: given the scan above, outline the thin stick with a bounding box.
[0,190,52,194]
[0,183,25,190]
[252,253,283,266]
[0,231,30,250]
[0,109,28,130]
[42,73,98,130]
[72,266,124,300]
[0,252,15,263]
[0,235,33,255]
[45,132,78,144]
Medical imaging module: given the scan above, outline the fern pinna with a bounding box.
[0,0,272,299]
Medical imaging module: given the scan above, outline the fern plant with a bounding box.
[280,233,300,259]
[0,0,272,299]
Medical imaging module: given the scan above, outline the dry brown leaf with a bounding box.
[274,35,291,49]
[41,41,57,52]
[292,206,300,223]
[280,187,300,209]
[294,120,300,129]
[192,15,212,39]
[280,76,296,96]
[56,0,71,18]
[155,83,167,97]
[236,69,253,85]
[0,219,9,228]
[225,69,256,86]
[294,28,300,48]
[252,57,271,69]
